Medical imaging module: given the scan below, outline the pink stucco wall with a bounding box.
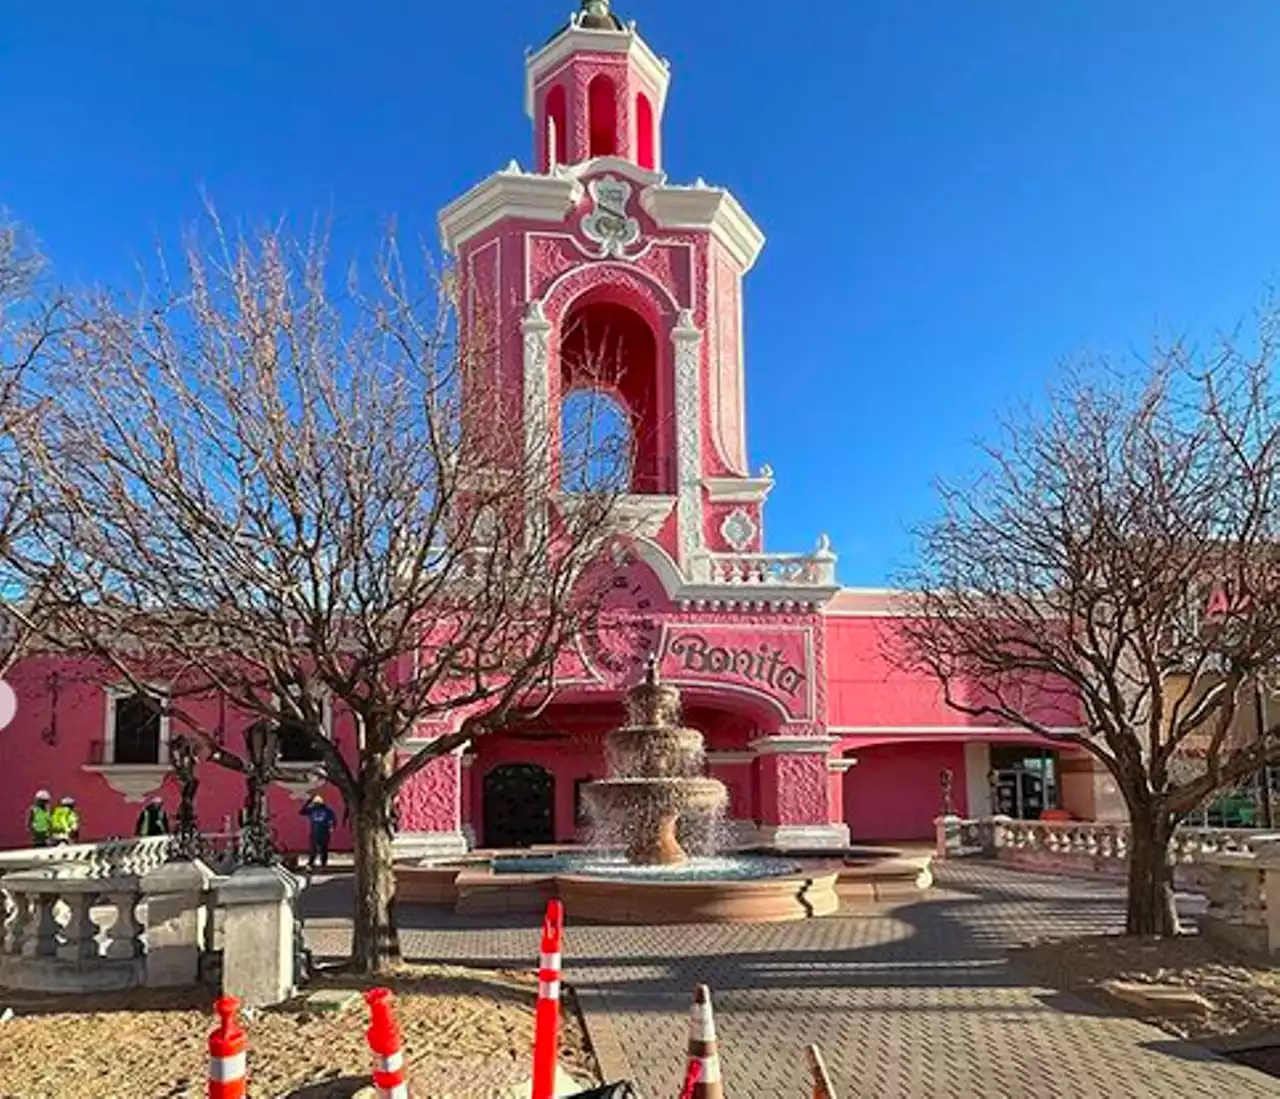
[1,656,351,852]
[825,615,1081,730]
[757,753,831,827]
[396,752,461,833]
[843,741,969,842]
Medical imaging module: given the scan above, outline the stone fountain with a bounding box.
[583,658,728,865]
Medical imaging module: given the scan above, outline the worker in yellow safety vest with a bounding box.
[27,790,52,847]
[50,797,80,845]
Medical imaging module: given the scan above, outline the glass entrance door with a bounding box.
[990,746,1058,819]
[993,768,1046,819]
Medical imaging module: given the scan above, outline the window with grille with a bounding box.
[112,693,163,764]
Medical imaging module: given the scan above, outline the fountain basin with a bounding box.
[394,846,931,921]
[492,853,799,880]
[556,868,839,924]
[582,776,728,818]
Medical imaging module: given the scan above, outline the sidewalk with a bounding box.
[302,864,1280,1098]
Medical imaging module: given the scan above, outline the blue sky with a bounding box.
[3,2,1279,585]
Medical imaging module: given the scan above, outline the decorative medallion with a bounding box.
[581,176,642,259]
[720,507,757,552]
[581,554,665,683]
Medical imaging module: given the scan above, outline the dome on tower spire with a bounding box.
[546,0,627,42]
[577,0,625,30]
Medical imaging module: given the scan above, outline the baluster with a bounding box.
[1099,826,1115,860]
[58,893,100,961]
[103,892,143,960]
[7,892,31,956]
[25,894,59,959]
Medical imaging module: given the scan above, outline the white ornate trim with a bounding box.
[103,683,172,766]
[81,765,169,804]
[581,176,642,258]
[391,832,470,861]
[705,474,774,504]
[672,309,705,573]
[610,494,677,538]
[704,751,755,766]
[757,824,851,851]
[641,184,765,273]
[439,169,581,254]
[719,508,757,552]
[276,766,327,800]
[751,735,840,756]
[525,25,672,120]
[827,725,1086,738]
[522,300,553,549]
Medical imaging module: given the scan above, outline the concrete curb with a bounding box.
[573,986,636,1084]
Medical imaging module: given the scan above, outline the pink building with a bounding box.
[0,2,1120,855]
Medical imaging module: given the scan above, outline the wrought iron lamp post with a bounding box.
[170,734,202,861]
[940,767,956,817]
[241,720,281,866]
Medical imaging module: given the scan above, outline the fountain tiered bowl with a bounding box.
[394,665,931,922]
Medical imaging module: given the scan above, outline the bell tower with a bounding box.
[439,0,836,599]
[528,0,670,172]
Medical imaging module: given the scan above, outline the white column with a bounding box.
[964,742,992,818]
[522,300,553,550]
[672,309,705,576]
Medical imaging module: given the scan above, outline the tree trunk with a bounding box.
[1125,813,1178,937]
[350,789,400,975]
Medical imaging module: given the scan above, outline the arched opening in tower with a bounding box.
[544,84,568,171]
[560,299,667,495]
[588,74,618,158]
[636,93,655,170]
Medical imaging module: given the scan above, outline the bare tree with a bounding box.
[0,214,63,673]
[27,219,634,972]
[895,321,1280,936]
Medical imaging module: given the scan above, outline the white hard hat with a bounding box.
[60,796,75,806]
[34,790,50,801]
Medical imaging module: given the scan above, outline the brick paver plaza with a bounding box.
[303,864,1280,1097]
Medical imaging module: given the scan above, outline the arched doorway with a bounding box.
[483,764,555,848]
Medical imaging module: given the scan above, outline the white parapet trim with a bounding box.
[756,824,850,851]
[392,832,470,862]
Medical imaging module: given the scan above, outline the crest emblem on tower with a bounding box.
[581,176,642,258]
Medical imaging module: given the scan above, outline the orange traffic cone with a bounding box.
[365,987,410,1099]
[207,996,247,1099]
[684,985,723,1099]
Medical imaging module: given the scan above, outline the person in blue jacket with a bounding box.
[300,793,338,870]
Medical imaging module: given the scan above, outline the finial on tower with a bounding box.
[577,0,625,30]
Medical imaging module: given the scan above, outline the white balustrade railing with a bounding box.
[704,551,837,588]
[937,815,1280,867]
[0,866,146,991]
[0,836,175,878]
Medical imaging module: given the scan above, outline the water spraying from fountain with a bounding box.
[583,656,729,865]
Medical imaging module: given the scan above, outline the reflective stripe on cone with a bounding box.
[685,985,724,1099]
[207,996,248,1099]
[365,988,411,1099]
[531,899,565,1099]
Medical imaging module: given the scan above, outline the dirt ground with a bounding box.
[1011,934,1280,1077]
[0,964,600,1099]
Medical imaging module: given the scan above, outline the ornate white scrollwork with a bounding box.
[672,309,704,573]
[522,300,553,548]
[581,176,642,259]
[720,507,757,552]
